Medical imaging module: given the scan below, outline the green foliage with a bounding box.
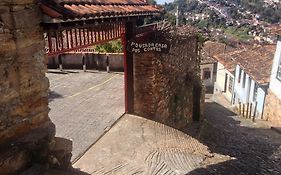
[223,27,252,41]
[165,13,176,25]
[95,40,123,53]
[147,0,156,5]
[164,2,175,11]
[229,0,281,23]
[197,20,208,29]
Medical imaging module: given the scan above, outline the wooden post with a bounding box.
[246,103,249,118]
[242,103,245,117]
[253,102,257,122]
[122,21,135,114]
[239,101,241,115]
[249,103,252,119]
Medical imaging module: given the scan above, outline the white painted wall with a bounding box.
[234,65,253,104]
[269,39,281,99]
[233,65,267,119]
[214,62,234,102]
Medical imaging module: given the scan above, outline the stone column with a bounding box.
[0,1,57,174]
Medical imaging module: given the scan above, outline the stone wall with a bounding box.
[264,90,281,127]
[133,30,202,129]
[0,1,70,174]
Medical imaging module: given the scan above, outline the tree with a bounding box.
[147,0,156,5]
[95,40,123,53]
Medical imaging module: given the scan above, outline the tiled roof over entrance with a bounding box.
[41,0,162,21]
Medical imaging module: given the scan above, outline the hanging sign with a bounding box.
[128,41,170,54]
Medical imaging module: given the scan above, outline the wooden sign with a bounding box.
[128,41,170,54]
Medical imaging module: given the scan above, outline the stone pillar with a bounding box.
[0,1,60,174]
[133,30,202,129]
[264,90,281,126]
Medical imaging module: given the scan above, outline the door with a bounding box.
[193,84,202,121]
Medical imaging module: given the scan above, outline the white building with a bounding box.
[212,44,276,121]
[231,45,275,119]
[213,51,237,102]
[200,41,227,91]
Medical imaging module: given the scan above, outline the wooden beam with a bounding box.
[123,21,135,114]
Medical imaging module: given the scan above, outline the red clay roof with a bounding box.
[214,45,276,85]
[201,41,237,65]
[213,50,241,74]
[270,24,281,36]
[233,45,275,85]
[41,0,162,21]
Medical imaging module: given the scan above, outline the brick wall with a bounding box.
[0,1,69,174]
[264,90,281,126]
[133,31,202,129]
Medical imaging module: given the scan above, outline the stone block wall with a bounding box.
[133,30,202,129]
[264,90,281,127]
[0,1,70,174]
[48,53,124,71]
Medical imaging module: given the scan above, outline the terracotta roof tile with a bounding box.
[201,50,216,64]
[41,0,162,21]
[201,41,236,65]
[214,45,276,85]
[270,24,281,36]
[213,50,241,74]
[203,41,226,57]
[233,45,275,85]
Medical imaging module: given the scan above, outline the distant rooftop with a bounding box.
[201,41,235,65]
[270,24,281,36]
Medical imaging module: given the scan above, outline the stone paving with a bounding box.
[197,93,281,175]
[70,93,281,175]
[47,70,125,161]
[73,114,231,175]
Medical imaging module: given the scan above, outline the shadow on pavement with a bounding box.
[45,168,90,175]
[48,70,80,74]
[186,101,281,175]
[48,91,64,102]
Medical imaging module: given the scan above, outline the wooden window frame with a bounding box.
[277,59,281,82]
[242,72,246,88]
[238,68,242,83]
[203,68,211,80]
[253,83,258,102]
[228,76,233,93]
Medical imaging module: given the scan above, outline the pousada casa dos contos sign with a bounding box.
[128,41,170,54]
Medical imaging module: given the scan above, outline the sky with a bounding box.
[156,0,174,5]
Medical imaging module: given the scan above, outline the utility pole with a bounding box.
[176,4,179,26]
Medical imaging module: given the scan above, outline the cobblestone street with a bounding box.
[47,70,125,161]
[46,70,281,174]
[195,94,281,175]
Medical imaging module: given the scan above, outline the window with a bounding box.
[242,72,246,88]
[203,68,211,80]
[253,83,258,102]
[277,60,281,81]
[238,68,242,83]
[228,77,233,93]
